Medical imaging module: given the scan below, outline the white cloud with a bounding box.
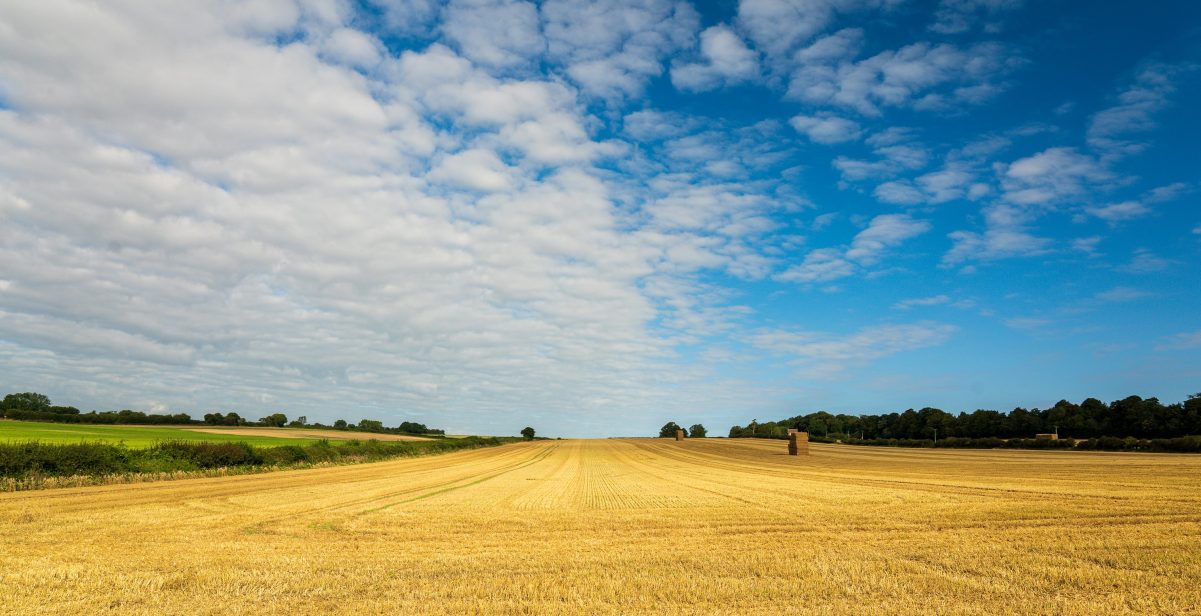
[1157,330,1201,351]
[874,181,926,204]
[929,0,1024,34]
[943,218,1051,265]
[1001,147,1111,205]
[893,294,950,310]
[874,166,975,204]
[779,214,929,282]
[789,113,862,144]
[846,214,931,264]
[542,0,699,99]
[747,321,956,376]
[1094,286,1150,302]
[833,129,929,183]
[1088,63,1191,158]
[320,27,384,69]
[788,41,1016,116]
[671,25,759,92]
[1085,200,1150,223]
[428,148,517,192]
[776,248,855,283]
[367,0,441,36]
[0,1,793,437]
[441,0,545,70]
[1071,236,1102,255]
[1117,249,1173,273]
[1004,317,1049,330]
[1146,182,1192,203]
[795,28,864,64]
[737,0,896,64]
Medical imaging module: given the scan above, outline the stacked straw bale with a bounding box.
[788,431,809,456]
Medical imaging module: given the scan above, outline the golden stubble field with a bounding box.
[2,439,1200,615]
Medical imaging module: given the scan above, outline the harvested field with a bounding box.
[2,439,1200,614]
[179,427,432,441]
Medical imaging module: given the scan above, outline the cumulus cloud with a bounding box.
[779,214,929,282]
[671,25,759,92]
[737,0,899,64]
[929,0,1024,34]
[1088,63,1192,158]
[1085,200,1150,223]
[1094,286,1150,302]
[428,148,517,192]
[1116,249,1173,273]
[1157,330,1201,351]
[833,128,929,183]
[790,113,862,144]
[747,322,956,376]
[845,214,931,264]
[0,1,788,436]
[542,0,699,99]
[1001,147,1112,205]
[776,248,855,283]
[893,294,951,310]
[943,202,1051,265]
[787,40,1017,116]
[441,0,545,70]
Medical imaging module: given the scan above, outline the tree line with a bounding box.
[658,422,706,438]
[0,392,445,436]
[729,393,1201,441]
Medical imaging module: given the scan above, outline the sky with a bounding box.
[0,0,1198,437]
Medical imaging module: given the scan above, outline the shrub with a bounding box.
[0,442,131,477]
[148,441,263,468]
[263,445,309,465]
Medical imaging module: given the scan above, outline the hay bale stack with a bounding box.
[676,429,685,441]
[788,431,809,456]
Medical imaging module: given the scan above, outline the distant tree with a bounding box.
[2,392,52,413]
[287,416,307,428]
[659,422,684,438]
[688,424,707,438]
[357,419,384,432]
[259,413,287,427]
[334,419,348,429]
[521,426,536,440]
[399,421,430,434]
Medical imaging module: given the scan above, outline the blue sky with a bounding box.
[0,0,1198,437]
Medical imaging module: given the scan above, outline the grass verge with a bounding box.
[0,436,515,492]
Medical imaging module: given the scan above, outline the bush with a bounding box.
[262,445,310,465]
[147,441,263,468]
[0,442,131,477]
[0,436,509,485]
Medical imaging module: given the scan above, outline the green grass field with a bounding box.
[0,421,338,448]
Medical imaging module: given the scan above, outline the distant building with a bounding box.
[1034,433,1059,440]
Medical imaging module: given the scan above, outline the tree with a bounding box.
[358,419,384,432]
[399,421,430,434]
[259,413,287,427]
[333,419,348,429]
[659,422,684,438]
[287,416,307,428]
[2,392,52,413]
[688,424,707,438]
[520,426,536,440]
